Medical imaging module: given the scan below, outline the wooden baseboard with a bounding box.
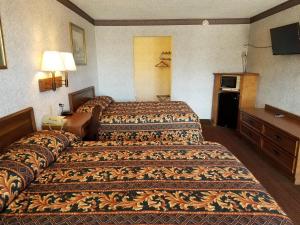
[200,119,212,126]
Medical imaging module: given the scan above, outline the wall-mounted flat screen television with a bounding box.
[270,22,300,55]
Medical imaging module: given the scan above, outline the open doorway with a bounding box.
[134,36,172,101]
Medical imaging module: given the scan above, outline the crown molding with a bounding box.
[94,18,250,26]
[56,0,95,25]
[57,0,300,26]
[250,0,300,23]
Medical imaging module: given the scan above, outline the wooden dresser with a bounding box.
[240,105,300,184]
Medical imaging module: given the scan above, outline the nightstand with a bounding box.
[42,113,92,139]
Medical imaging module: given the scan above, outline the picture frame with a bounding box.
[69,23,87,65]
[0,19,7,69]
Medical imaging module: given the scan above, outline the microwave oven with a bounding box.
[221,75,240,91]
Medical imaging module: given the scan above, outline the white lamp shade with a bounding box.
[41,51,65,72]
[61,52,76,71]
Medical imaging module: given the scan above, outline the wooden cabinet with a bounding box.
[211,72,259,126]
[240,105,300,184]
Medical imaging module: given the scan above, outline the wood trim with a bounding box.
[250,0,300,23]
[200,119,212,126]
[68,86,95,112]
[214,72,259,76]
[265,104,300,122]
[0,19,8,69]
[0,107,36,148]
[56,0,95,25]
[94,18,250,26]
[211,74,222,126]
[56,0,299,26]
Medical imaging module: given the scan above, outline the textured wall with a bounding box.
[95,25,250,119]
[134,36,171,101]
[247,5,300,115]
[0,0,99,127]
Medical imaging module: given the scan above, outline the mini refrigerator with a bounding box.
[217,92,240,129]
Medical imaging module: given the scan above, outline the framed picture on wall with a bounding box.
[0,19,7,69]
[69,23,87,65]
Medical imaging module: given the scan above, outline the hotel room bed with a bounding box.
[69,87,203,144]
[0,108,293,225]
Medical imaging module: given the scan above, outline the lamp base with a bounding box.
[39,76,63,92]
[64,72,69,87]
[51,72,56,91]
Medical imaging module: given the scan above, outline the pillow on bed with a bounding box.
[12,130,80,159]
[0,130,79,212]
[0,159,35,212]
[91,96,114,105]
[76,96,113,113]
[0,144,54,177]
[76,104,98,113]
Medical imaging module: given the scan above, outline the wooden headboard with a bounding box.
[68,86,95,112]
[0,107,37,148]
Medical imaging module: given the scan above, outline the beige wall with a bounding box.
[95,25,250,119]
[0,0,99,127]
[247,5,300,115]
[134,36,171,101]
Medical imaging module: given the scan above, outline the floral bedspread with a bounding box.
[98,101,203,144]
[0,142,293,225]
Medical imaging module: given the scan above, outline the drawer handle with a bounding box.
[274,135,282,141]
[246,119,253,125]
[272,148,280,156]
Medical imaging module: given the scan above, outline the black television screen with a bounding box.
[221,76,237,88]
[270,23,300,55]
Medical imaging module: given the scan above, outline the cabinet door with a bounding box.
[239,75,257,109]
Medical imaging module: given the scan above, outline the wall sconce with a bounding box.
[61,52,76,87]
[40,51,65,91]
[39,51,76,92]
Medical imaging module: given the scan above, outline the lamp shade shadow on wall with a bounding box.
[134,36,172,101]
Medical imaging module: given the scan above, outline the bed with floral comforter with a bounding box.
[77,98,203,144]
[0,139,293,225]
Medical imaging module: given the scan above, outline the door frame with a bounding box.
[133,36,173,101]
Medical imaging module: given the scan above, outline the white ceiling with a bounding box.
[70,0,286,20]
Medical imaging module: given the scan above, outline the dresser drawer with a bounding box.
[241,113,263,132]
[263,125,298,156]
[262,138,295,174]
[240,124,260,147]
